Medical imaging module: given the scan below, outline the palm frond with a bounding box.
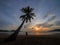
[30,13,36,17]
[20,15,25,18]
[20,15,26,20]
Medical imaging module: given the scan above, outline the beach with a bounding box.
[0,34,60,45]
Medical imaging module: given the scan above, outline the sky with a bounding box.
[0,0,60,32]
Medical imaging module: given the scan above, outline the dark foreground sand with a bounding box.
[0,35,60,45]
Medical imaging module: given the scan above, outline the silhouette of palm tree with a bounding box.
[5,6,36,42]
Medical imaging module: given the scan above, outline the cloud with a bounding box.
[43,5,57,19]
[35,22,53,28]
[54,21,60,26]
[47,15,56,22]
[42,9,56,28]
[0,24,18,30]
[49,20,60,30]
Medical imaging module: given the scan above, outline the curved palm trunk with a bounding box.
[5,19,25,42]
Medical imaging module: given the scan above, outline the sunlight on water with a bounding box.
[35,32,40,35]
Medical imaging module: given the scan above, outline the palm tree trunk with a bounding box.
[5,19,25,42]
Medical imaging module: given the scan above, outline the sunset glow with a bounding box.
[29,25,50,32]
[33,26,40,31]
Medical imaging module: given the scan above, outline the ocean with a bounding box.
[0,31,60,35]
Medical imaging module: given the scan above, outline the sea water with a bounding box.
[0,32,60,35]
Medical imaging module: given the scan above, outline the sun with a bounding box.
[34,26,40,31]
[31,26,40,32]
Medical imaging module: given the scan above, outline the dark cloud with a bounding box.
[47,15,56,22]
[42,15,56,27]
[42,24,53,27]
[35,23,53,28]
[54,21,60,26]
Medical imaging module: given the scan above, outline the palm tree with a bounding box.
[5,6,36,42]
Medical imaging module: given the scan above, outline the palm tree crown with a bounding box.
[20,6,36,23]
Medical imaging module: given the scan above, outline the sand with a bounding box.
[0,35,60,45]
